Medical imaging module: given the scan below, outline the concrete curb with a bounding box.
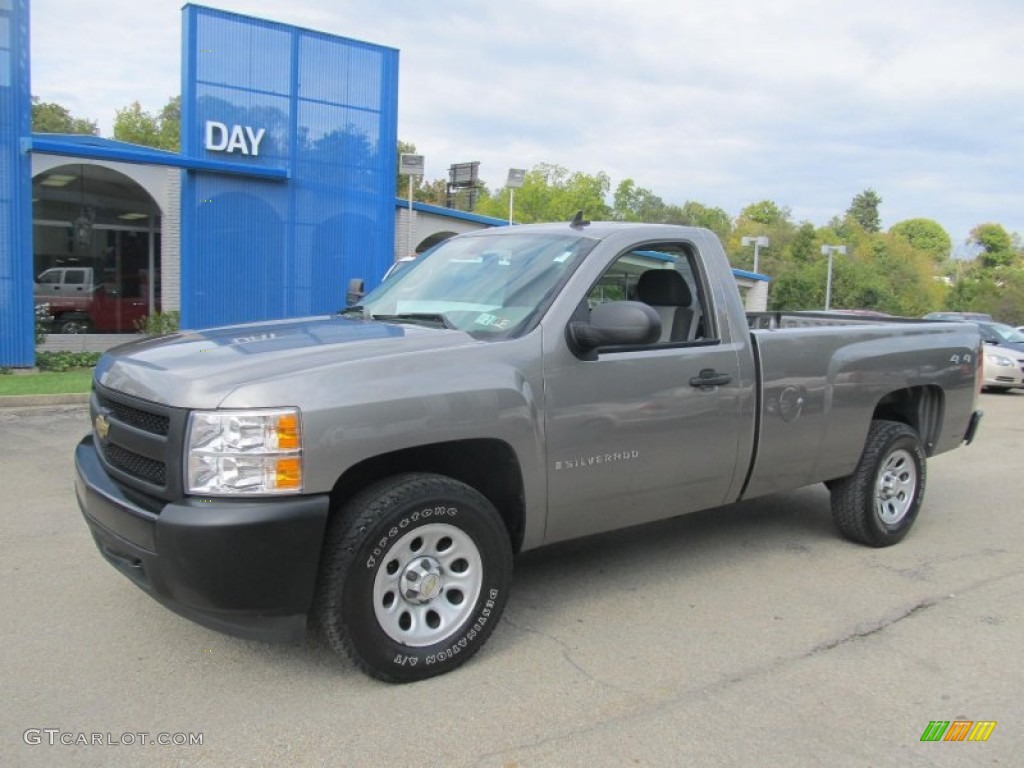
[0,393,90,408]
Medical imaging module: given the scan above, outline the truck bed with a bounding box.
[740,315,980,500]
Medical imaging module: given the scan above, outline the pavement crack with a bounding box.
[806,598,938,656]
[501,616,626,693]
[471,567,1024,767]
[711,567,1024,693]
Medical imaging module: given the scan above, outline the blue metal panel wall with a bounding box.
[0,0,33,366]
[181,5,398,329]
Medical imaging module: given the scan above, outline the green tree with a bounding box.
[477,163,611,224]
[562,170,613,220]
[738,200,791,227]
[828,254,895,311]
[613,179,666,222]
[670,201,733,241]
[729,201,800,276]
[945,263,1024,324]
[417,177,448,206]
[888,218,951,264]
[113,97,180,150]
[114,102,160,147]
[987,268,1024,325]
[158,96,181,152]
[769,261,825,310]
[868,233,944,315]
[969,223,1016,269]
[31,96,98,135]
[788,222,818,263]
[847,188,883,233]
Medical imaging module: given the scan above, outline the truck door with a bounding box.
[542,243,747,543]
[63,269,90,294]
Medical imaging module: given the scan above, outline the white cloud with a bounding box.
[28,0,1024,244]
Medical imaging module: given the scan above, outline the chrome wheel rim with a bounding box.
[874,448,917,525]
[372,523,482,647]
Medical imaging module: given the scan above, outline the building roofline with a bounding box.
[28,134,288,181]
[395,198,509,226]
[731,268,771,282]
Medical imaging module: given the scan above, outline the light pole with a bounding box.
[399,153,424,257]
[820,244,847,310]
[506,168,525,224]
[740,235,769,273]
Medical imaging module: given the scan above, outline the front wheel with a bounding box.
[830,420,926,547]
[316,473,513,682]
[57,315,93,334]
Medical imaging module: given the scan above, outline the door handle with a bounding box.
[689,368,731,389]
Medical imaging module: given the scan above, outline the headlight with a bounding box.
[186,408,303,495]
[986,354,1013,366]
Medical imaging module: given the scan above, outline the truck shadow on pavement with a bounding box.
[516,484,838,580]
[113,484,844,682]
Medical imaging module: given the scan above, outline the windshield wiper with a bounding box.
[371,313,454,329]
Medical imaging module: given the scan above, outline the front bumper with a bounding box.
[75,436,331,643]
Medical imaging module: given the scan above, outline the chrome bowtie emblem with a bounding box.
[94,412,111,440]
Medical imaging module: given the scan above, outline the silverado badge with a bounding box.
[94,412,111,441]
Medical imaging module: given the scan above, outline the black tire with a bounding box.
[830,420,926,547]
[316,472,513,682]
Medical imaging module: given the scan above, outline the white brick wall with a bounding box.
[39,334,140,353]
[162,169,181,313]
[745,280,770,312]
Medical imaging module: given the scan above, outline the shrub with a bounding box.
[34,303,50,345]
[35,351,102,372]
[135,311,180,337]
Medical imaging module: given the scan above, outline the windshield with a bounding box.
[355,232,596,337]
[982,322,1024,343]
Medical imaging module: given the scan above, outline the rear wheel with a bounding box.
[316,472,512,682]
[830,420,926,547]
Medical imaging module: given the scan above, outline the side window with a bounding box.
[585,244,714,344]
[37,270,61,284]
[64,270,86,285]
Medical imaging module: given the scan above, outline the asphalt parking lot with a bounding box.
[2,391,1022,767]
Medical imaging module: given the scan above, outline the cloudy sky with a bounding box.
[29,0,1024,251]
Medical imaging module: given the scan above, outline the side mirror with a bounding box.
[568,301,661,358]
[346,278,365,307]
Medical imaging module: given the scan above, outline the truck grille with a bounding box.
[101,399,170,436]
[105,444,168,486]
[92,383,188,502]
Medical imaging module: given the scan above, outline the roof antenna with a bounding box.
[569,210,590,229]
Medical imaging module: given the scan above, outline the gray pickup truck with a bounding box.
[75,220,983,682]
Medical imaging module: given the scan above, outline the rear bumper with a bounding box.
[75,436,330,643]
[963,409,983,445]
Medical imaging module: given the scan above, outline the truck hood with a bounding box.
[96,315,478,408]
